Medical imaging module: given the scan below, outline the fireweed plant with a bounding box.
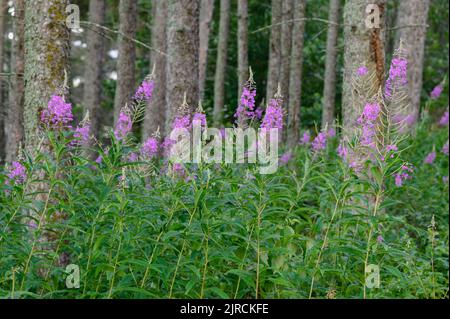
[0,54,448,299]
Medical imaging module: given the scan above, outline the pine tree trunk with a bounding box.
[395,0,430,124]
[238,0,249,95]
[280,0,294,105]
[287,0,306,148]
[166,0,200,131]
[143,0,168,139]
[83,0,106,139]
[113,0,137,121]
[213,0,230,125]
[321,0,340,129]
[5,0,25,163]
[342,0,386,134]
[23,0,70,151]
[266,0,282,103]
[199,0,214,100]
[0,0,7,161]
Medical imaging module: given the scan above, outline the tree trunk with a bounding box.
[266,0,282,103]
[238,0,249,95]
[83,0,106,139]
[198,0,214,100]
[280,0,294,105]
[321,0,340,129]
[23,0,70,151]
[165,0,200,131]
[395,0,430,124]
[213,0,231,125]
[143,0,168,139]
[5,0,25,163]
[113,0,137,122]
[342,0,386,134]
[0,0,7,161]
[287,0,306,148]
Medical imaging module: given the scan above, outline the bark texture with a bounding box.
[0,0,6,160]
[342,0,386,133]
[280,0,294,105]
[199,0,214,100]
[395,0,430,124]
[83,0,106,139]
[213,0,230,125]
[113,0,137,121]
[23,0,70,151]
[165,0,200,131]
[321,0,340,129]
[287,0,306,148]
[143,0,168,139]
[266,0,282,103]
[5,0,25,163]
[238,0,249,95]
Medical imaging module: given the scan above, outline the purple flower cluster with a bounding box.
[439,111,449,127]
[261,98,283,131]
[41,95,73,128]
[299,131,311,146]
[173,115,191,130]
[442,141,449,156]
[235,86,257,125]
[192,112,207,128]
[280,151,292,165]
[395,164,414,187]
[312,132,327,152]
[141,137,159,159]
[358,103,381,148]
[72,124,90,146]
[114,112,132,140]
[357,66,368,77]
[430,84,443,100]
[6,161,26,185]
[424,151,437,164]
[128,152,139,162]
[385,58,408,97]
[134,79,155,102]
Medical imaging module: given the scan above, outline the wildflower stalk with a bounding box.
[20,167,58,291]
[363,189,383,299]
[255,202,267,299]
[200,232,209,299]
[140,202,178,289]
[233,224,255,299]
[309,197,341,299]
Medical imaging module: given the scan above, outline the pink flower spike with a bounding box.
[424,152,436,164]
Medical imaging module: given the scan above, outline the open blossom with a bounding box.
[424,151,437,164]
[141,137,159,159]
[41,95,73,128]
[114,112,132,140]
[173,115,191,130]
[377,235,384,243]
[280,151,292,165]
[442,141,449,156]
[430,84,443,100]
[357,66,368,76]
[385,57,408,97]
[128,152,138,162]
[192,112,207,128]
[439,111,449,126]
[299,131,311,145]
[134,79,154,102]
[312,132,327,152]
[395,164,414,187]
[235,86,256,126]
[358,103,381,148]
[255,107,264,120]
[337,143,348,160]
[261,98,283,131]
[72,124,90,146]
[6,161,27,185]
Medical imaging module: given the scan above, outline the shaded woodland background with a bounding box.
[0,0,448,161]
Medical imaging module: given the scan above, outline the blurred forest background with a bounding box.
[0,0,448,162]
